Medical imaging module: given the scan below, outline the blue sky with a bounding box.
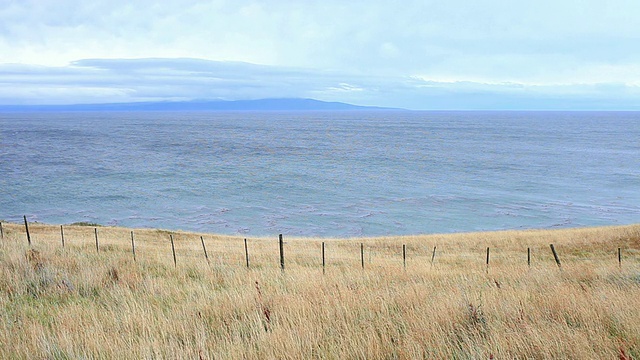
[1,0,639,109]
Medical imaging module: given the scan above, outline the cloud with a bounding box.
[1,1,639,109]
[0,58,361,104]
[0,58,639,109]
[2,0,640,83]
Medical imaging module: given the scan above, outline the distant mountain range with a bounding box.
[0,98,397,112]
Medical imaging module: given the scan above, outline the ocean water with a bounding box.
[1,111,639,237]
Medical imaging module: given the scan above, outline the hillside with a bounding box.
[0,98,395,112]
[1,222,639,358]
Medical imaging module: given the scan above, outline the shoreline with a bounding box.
[2,219,639,242]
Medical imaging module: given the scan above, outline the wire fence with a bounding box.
[1,217,638,273]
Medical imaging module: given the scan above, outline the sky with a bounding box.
[1,0,639,110]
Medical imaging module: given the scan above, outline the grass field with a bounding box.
[1,221,639,359]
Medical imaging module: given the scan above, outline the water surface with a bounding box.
[1,111,638,237]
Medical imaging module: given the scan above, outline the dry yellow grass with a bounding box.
[1,221,639,359]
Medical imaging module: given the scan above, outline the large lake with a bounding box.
[1,111,639,237]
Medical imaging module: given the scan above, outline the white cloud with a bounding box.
[0,58,639,109]
[326,83,365,93]
[1,1,640,108]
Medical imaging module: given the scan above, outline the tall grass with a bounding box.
[1,222,639,358]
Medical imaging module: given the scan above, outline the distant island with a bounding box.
[0,98,397,112]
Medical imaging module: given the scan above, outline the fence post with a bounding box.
[131,231,136,262]
[24,216,32,246]
[527,247,531,268]
[279,234,284,272]
[322,242,326,274]
[361,243,364,269]
[618,248,622,268]
[402,244,406,270]
[550,244,561,269]
[244,238,250,268]
[94,228,99,253]
[431,246,437,267]
[170,234,177,267]
[200,236,209,264]
[60,225,65,248]
[486,247,490,273]
[0,221,3,241]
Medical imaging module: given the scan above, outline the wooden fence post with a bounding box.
[618,248,622,268]
[131,231,136,262]
[527,247,531,268]
[322,242,326,274]
[279,234,284,272]
[431,246,437,267]
[24,216,31,246]
[244,238,250,268]
[60,225,65,248]
[94,228,99,253]
[486,247,490,273]
[402,244,406,270]
[170,234,177,267]
[200,236,209,264]
[360,243,364,269]
[550,244,561,269]
[0,221,4,241]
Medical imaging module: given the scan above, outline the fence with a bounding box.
[0,218,637,273]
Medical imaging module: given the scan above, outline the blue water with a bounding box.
[1,111,639,237]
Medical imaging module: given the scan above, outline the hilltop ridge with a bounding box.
[0,98,398,112]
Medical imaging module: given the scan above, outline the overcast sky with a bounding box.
[1,0,639,109]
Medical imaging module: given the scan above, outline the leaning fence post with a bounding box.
[94,228,99,253]
[24,216,32,246]
[131,231,136,262]
[402,244,406,270]
[60,225,65,248]
[279,234,284,272]
[200,236,209,264]
[550,244,561,269]
[170,234,177,267]
[244,238,250,268]
[360,243,364,269]
[0,221,4,241]
[430,246,437,267]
